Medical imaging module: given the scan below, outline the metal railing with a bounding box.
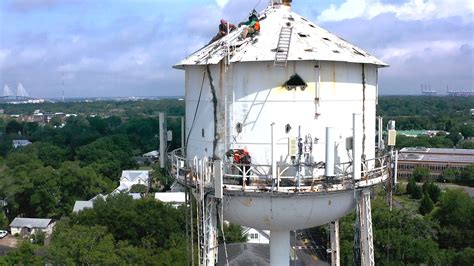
[168,149,390,193]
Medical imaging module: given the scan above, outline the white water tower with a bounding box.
[172,1,390,265]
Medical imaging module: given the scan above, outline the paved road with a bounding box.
[436,183,474,197]
[292,230,329,266]
[0,235,17,256]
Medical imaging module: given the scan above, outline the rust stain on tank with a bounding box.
[240,198,253,207]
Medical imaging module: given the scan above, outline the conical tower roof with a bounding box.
[174,6,387,69]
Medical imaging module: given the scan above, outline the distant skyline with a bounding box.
[0,0,473,98]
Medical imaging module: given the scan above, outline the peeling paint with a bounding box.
[241,198,253,207]
[174,7,388,69]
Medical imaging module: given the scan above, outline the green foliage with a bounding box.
[406,178,416,195]
[434,189,474,250]
[413,167,429,182]
[4,241,43,265]
[419,193,434,215]
[426,182,441,203]
[412,185,423,199]
[49,194,187,264]
[48,223,120,264]
[0,212,8,229]
[219,223,247,244]
[31,230,46,245]
[129,184,148,194]
[458,140,474,149]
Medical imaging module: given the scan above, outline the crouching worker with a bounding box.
[209,19,236,44]
[225,149,252,186]
[239,11,260,39]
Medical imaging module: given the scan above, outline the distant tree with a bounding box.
[442,168,458,181]
[48,223,120,264]
[219,223,247,244]
[419,193,434,215]
[458,140,474,149]
[4,241,43,265]
[460,164,474,186]
[427,182,441,203]
[36,142,69,168]
[5,120,23,135]
[406,178,417,195]
[435,189,474,250]
[412,185,423,199]
[0,212,8,229]
[413,167,430,182]
[129,184,148,194]
[447,130,463,145]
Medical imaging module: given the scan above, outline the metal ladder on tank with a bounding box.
[273,26,293,67]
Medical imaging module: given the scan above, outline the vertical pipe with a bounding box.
[377,116,383,152]
[181,116,185,151]
[394,150,398,185]
[270,230,290,265]
[159,112,166,169]
[271,123,277,191]
[330,220,340,266]
[325,127,335,177]
[353,114,362,181]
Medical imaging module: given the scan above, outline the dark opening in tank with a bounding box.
[284,74,307,90]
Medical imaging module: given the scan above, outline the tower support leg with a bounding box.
[270,230,290,265]
[330,220,340,266]
[354,188,375,266]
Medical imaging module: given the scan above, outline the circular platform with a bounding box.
[223,189,357,230]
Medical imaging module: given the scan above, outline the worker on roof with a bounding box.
[209,19,236,44]
[239,10,260,39]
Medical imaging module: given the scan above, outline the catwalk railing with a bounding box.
[168,149,390,193]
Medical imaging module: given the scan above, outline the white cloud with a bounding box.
[216,0,229,8]
[378,40,461,62]
[317,0,474,22]
[0,49,11,67]
[19,48,46,62]
[57,57,104,72]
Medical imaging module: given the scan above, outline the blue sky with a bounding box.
[0,0,472,97]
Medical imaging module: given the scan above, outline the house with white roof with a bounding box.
[10,217,55,237]
[243,226,270,244]
[111,170,150,194]
[12,139,31,149]
[72,201,94,213]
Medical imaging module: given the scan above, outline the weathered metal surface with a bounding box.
[174,7,388,69]
[222,190,356,230]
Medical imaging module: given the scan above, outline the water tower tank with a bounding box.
[172,2,389,265]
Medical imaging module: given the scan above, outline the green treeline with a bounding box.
[377,96,474,149]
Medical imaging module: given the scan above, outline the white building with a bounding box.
[155,192,186,207]
[112,170,150,194]
[72,201,94,213]
[10,218,55,237]
[12,139,31,149]
[243,226,270,244]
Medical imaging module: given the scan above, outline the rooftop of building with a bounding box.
[10,218,53,228]
[400,147,474,156]
[175,5,387,69]
[399,147,474,164]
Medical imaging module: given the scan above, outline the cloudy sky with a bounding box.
[0,0,472,98]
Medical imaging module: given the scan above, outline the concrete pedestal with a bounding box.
[270,230,290,265]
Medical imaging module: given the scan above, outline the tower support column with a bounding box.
[270,230,290,265]
[330,220,340,266]
[354,188,375,266]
